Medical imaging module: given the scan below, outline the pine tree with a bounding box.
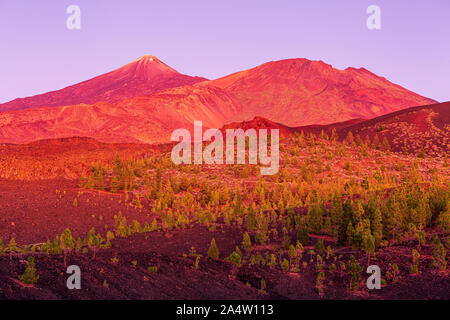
[60,228,74,267]
[316,271,325,296]
[410,249,420,274]
[288,244,297,269]
[19,256,39,285]
[364,135,371,147]
[150,218,159,231]
[355,134,363,146]
[87,228,100,259]
[315,239,325,254]
[338,200,353,246]
[260,279,267,293]
[392,198,404,242]
[110,176,120,193]
[295,241,304,261]
[382,136,391,152]
[208,238,219,259]
[297,226,309,245]
[372,206,383,246]
[6,238,19,261]
[97,172,105,190]
[330,128,337,142]
[346,221,354,247]
[87,175,95,189]
[131,220,142,234]
[281,258,290,272]
[235,246,243,259]
[241,232,252,252]
[361,227,375,265]
[330,194,343,237]
[323,216,332,236]
[0,238,5,255]
[308,203,323,234]
[52,235,62,254]
[346,131,355,146]
[227,250,242,267]
[381,200,393,240]
[432,235,447,270]
[316,254,324,272]
[372,135,380,149]
[112,153,123,177]
[354,201,364,225]
[347,256,363,290]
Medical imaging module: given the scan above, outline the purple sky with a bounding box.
[1,0,449,103]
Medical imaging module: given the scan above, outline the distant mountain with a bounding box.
[0,57,439,144]
[0,55,208,112]
[221,116,298,138]
[201,58,436,126]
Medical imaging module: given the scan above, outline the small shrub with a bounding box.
[208,238,219,259]
[148,266,158,273]
[227,251,242,267]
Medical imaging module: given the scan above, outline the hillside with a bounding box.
[202,59,436,126]
[338,102,449,156]
[0,55,207,112]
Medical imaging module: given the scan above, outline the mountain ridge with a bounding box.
[0,56,438,144]
[0,55,208,112]
[200,58,436,126]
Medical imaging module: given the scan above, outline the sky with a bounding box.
[0,0,449,103]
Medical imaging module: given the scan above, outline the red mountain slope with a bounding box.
[221,102,449,157]
[0,55,208,112]
[201,58,436,126]
[337,101,450,156]
[0,85,242,144]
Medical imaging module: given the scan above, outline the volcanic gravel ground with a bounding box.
[0,179,448,300]
[0,224,448,300]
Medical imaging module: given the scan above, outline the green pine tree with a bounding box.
[297,226,309,245]
[307,203,323,234]
[110,176,120,193]
[241,232,252,252]
[432,235,447,270]
[347,256,363,290]
[19,256,39,285]
[60,228,74,267]
[315,239,325,254]
[208,238,219,259]
[0,238,5,255]
[410,249,420,274]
